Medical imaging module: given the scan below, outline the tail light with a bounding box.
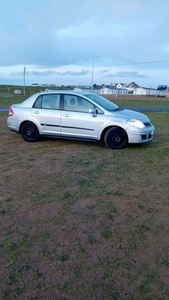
[8,107,14,116]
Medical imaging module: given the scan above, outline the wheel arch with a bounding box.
[100,125,128,143]
[19,120,40,134]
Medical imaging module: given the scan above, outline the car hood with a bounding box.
[113,108,150,122]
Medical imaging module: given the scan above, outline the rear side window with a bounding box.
[33,94,60,109]
[33,96,42,108]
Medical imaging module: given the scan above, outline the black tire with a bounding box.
[21,122,39,142]
[104,127,128,150]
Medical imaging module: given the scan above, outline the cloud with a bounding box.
[101,70,109,74]
[10,69,89,76]
[0,0,169,87]
[106,71,149,78]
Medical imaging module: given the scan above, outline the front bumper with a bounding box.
[128,126,155,144]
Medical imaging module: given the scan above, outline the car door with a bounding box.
[31,94,61,135]
[61,94,100,139]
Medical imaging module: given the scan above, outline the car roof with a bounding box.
[42,90,90,96]
[18,90,94,107]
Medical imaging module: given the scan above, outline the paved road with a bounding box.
[0,106,9,112]
[125,107,169,112]
[1,106,169,112]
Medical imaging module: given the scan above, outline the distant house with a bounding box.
[133,87,157,96]
[41,84,48,87]
[133,85,169,97]
[157,85,169,97]
[113,88,128,95]
[74,84,129,95]
[48,84,56,87]
[100,87,128,95]
[116,83,127,89]
[126,82,140,92]
[100,87,112,95]
[78,86,101,94]
[32,83,39,87]
[73,87,82,91]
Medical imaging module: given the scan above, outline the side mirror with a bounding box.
[89,108,97,117]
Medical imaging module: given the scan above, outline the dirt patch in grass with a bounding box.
[1,113,169,299]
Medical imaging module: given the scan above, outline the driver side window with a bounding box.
[63,95,94,112]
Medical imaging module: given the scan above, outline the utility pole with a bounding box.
[91,56,97,89]
[23,67,26,95]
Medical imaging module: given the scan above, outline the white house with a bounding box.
[32,83,39,87]
[74,85,128,95]
[116,83,127,89]
[100,87,112,95]
[133,87,157,96]
[157,85,169,97]
[100,87,128,95]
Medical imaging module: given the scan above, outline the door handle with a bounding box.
[33,111,40,114]
[63,114,70,117]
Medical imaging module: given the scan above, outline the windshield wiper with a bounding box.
[114,107,124,111]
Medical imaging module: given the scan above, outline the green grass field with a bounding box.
[1,94,169,108]
[0,83,169,108]
[0,84,72,105]
[1,104,169,299]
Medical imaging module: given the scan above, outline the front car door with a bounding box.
[61,94,101,140]
[31,94,61,135]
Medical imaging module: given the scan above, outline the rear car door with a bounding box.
[31,94,61,135]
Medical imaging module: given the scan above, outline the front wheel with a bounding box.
[21,122,39,142]
[104,127,128,150]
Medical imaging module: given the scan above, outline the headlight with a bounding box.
[127,119,146,128]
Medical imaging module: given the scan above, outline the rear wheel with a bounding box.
[104,127,128,150]
[21,122,39,142]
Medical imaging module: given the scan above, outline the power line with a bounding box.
[57,59,169,68]
[102,59,169,67]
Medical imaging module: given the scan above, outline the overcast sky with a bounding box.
[0,0,169,88]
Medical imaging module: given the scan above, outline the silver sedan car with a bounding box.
[7,90,155,150]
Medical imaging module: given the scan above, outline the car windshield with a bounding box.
[85,93,119,111]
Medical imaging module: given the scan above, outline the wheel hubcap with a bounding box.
[27,129,32,136]
[115,136,121,143]
[26,126,35,137]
